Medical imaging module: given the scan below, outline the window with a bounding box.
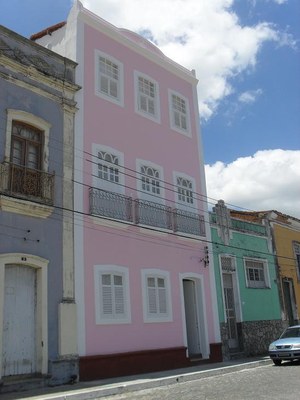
[98,151,119,184]
[142,269,172,322]
[94,265,131,324]
[169,90,191,135]
[173,172,197,212]
[95,50,124,106]
[11,122,42,169]
[9,122,43,197]
[293,242,300,279]
[134,71,160,122]
[177,176,193,206]
[244,258,270,288]
[137,160,164,203]
[92,144,124,194]
[141,165,160,196]
[1,111,54,205]
[220,255,235,273]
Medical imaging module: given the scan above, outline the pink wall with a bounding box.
[81,23,215,355]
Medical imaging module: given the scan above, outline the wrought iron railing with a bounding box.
[135,199,172,230]
[174,208,206,236]
[89,186,206,237]
[89,187,133,222]
[0,162,55,205]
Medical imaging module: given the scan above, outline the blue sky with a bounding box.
[1,0,299,216]
[203,0,300,164]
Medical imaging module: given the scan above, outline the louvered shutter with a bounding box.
[101,274,113,316]
[114,275,124,315]
[147,277,157,314]
[158,278,167,314]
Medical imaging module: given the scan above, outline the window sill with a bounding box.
[0,195,53,218]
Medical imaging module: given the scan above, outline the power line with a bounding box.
[0,191,298,268]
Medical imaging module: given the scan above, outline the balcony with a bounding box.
[89,187,206,237]
[89,187,133,222]
[0,162,55,205]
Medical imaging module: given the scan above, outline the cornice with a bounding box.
[0,195,54,219]
[0,53,80,98]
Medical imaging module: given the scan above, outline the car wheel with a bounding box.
[273,359,282,366]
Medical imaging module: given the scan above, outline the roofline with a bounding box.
[30,21,66,41]
[29,1,198,85]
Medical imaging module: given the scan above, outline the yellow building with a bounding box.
[270,212,300,325]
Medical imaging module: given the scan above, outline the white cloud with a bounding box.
[272,0,287,4]
[238,89,263,103]
[205,150,300,218]
[81,0,293,119]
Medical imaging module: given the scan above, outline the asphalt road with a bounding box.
[101,361,300,400]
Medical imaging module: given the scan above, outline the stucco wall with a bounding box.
[212,225,281,323]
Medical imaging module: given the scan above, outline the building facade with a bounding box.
[230,210,300,328]
[33,1,221,380]
[211,201,285,360]
[0,25,79,386]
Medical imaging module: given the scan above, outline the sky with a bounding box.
[1,0,299,217]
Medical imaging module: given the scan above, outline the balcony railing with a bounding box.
[0,162,55,205]
[135,199,173,230]
[89,187,133,222]
[210,212,267,236]
[89,187,206,237]
[174,208,206,236]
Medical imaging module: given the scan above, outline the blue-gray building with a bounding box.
[0,25,80,388]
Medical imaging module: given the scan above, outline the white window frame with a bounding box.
[293,242,300,280]
[94,265,131,325]
[136,159,164,204]
[92,144,124,194]
[141,269,172,323]
[173,171,197,212]
[244,258,270,289]
[168,90,191,136]
[134,71,160,123]
[95,50,124,107]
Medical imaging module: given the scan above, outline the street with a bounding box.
[101,361,300,400]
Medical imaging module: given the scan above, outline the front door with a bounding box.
[183,279,201,357]
[2,265,37,376]
[223,273,238,349]
[283,279,297,326]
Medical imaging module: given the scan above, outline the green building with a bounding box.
[210,201,286,359]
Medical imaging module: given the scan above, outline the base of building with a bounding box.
[79,343,223,381]
[48,356,79,386]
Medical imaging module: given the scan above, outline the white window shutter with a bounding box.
[140,95,148,112]
[102,286,113,315]
[114,286,124,315]
[148,287,157,314]
[158,287,167,314]
[101,76,109,94]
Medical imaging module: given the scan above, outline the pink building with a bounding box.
[34,1,221,380]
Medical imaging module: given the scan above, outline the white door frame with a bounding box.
[0,253,48,379]
[180,273,209,359]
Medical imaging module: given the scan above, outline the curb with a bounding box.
[30,358,273,400]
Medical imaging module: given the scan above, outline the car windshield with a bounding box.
[281,327,300,338]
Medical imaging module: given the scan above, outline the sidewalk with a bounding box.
[1,356,272,400]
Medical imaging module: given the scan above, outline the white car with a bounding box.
[269,325,300,366]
